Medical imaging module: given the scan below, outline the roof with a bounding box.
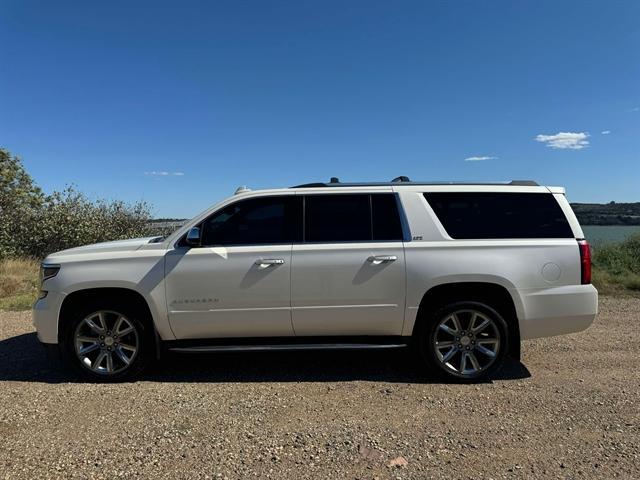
[291,177,539,188]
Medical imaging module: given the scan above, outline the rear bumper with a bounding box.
[516,284,598,340]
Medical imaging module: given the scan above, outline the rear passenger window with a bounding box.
[304,194,403,242]
[305,195,371,242]
[423,192,573,239]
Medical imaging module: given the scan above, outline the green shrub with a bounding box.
[592,234,640,274]
[592,234,640,294]
[20,187,152,258]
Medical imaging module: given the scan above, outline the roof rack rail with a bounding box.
[291,178,540,188]
[508,180,539,186]
[391,176,411,183]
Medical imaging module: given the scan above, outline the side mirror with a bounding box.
[185,226,201,246]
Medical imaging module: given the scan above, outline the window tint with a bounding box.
[305,194,371,242]
[424,192,573,239]
[304,193,403,242]
[371,194,404,241]
[201,196,302,246]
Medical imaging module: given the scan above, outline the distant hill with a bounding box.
[571,202,640,225]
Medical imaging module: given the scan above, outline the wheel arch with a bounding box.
[58,287,157,347]
[413,282,521,360]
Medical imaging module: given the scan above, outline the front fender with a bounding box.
[48,252,175,341]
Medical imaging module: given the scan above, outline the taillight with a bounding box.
[578,239,591,284]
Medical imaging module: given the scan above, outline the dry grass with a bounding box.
[592,269,638,296]
[0,258,39,311]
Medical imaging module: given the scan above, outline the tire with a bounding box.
[417,301,508,383]
[61,300,153,382]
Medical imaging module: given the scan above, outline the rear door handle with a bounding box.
[367,255,397,265]
[255,258,285,268]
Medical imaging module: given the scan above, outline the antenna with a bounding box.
[234,185,251,195]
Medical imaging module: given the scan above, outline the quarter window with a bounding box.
[423,192,573,239]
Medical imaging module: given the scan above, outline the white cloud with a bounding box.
[601,130,611,135]
[535,132,589,150]
[145,171,185,176]
[464,156,498,162]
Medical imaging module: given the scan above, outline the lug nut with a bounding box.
[458,344,463,349]
[100,343,105,347]
[100,335,104,340]
[455,337,460,341]
[465,346,471,350]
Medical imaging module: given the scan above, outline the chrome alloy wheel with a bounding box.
[74,310,139,375]
[433,309,501,377]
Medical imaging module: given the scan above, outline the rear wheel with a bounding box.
[418,301,508,382]
[62,302,152,381]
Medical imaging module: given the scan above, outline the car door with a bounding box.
[291,193,406,336]
[164,195,302,339]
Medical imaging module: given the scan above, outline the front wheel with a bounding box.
[62,304,152,382]
[417,301,508,382]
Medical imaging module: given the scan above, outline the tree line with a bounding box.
[570,202,640,226]
[0,148,153,259]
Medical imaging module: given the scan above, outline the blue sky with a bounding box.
[1,0,639,218]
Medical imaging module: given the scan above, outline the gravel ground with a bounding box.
[0,296,638,479]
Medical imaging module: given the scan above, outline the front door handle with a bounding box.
[367,255,398,265]
[255,258,285,268]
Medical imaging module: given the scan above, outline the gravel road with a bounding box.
[0,296,638,479]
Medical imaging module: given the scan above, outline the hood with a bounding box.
[48,236,162,258]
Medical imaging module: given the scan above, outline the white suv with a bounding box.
[33,178,598,382]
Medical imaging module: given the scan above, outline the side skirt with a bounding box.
[163,336,411,354]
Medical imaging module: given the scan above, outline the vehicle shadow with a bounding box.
[0,332,531,384]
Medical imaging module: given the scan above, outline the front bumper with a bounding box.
[516,284,598,340]
[32,290,66,344]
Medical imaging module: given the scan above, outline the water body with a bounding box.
[582,225,640,246]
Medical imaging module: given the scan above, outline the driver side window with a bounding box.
[200,196,302,246]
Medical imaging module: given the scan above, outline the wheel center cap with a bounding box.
[460,336,471,346]
[104,337,114,347]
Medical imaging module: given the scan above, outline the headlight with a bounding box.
[40,263,60,284]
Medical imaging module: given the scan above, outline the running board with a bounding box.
[169,343,408,353]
